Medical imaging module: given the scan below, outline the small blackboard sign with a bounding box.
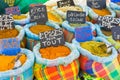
[75,26,93,42]
[97,16,120,31]
[87,0,106,9]
[57,0,75,8]
[39,28,65,48]
[112,27,120,40]
[67,11,86,24]
[5,6,21,15]
[29,5,48,24]
[0,38,21,55]
[0,14,14,30]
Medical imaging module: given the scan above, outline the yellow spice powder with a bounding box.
[13,15,27,20]
[30,25,54,35]
[80,41,111,57]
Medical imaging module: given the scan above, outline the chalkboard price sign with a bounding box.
[29,5,48,24]
[39,29,65,48]
[75,26,93,42]
[0,14,14,30]
[57,0,75,8]
[97,16,120,30]
[67,11,86,24]
[87,0,106,9]
[112,27,120,40]
[0,38,21,55]
[5,6,21,15]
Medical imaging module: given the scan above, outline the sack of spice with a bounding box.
[0,25,26,48]
[24,20,60,51]
[95,24,120,51]
[47,11,63,25]
[62,21,96,42]
[0,48,34,80]
[110,2,120,18]
[88,4,116,23]
[13,13,30,25]
[72,37,120,79]
[33,42,80,80]
[53,5,88,20]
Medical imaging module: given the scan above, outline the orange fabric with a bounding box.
[40,46,71,59]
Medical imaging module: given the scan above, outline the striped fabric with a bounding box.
[34,59,79,80]
[62,28,74,43]
[26,37,39,51]
[79,55,120,80]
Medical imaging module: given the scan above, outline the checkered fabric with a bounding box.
[79,55,120,80]
[34,59,79,80]
[62,28,74,43]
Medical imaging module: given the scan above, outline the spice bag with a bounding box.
[110,2,120,17]
[14,13,30,25]
[24,20,60,51]
[33,42,80,80]
[13,25,26,48]
[87,5,116,23]
[0,48,34,80]
[72,37,120,80]
[62,21,96,42]
[95,24,120,50]
[53,5,88,19]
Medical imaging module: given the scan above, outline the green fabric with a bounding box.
[14,0,48,13]
[0,0,48,14]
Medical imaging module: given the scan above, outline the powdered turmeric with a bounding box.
[92,8,111,16]
[30,25,54,35]
[0,54,27,71]
[0,29,19,39]
[13,15,27,20]
[80,41,111,57]
[40,46,70,59]
[48,11,62,23]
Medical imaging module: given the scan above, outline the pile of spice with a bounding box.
[30,25,54,35]
[80,41,111,57]
[0,29,19,39]
[13,15,27,20]
[40,46,70,59]
[0,54,27,71]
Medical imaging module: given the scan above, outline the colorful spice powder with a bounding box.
[13,15,27,20]
[92,8,111,16]
[0,54,27,71]
[0,29,19,39]
[101,29,112,36]
[80,41,111,57]
[48,11,62,23]
[30,25,54,35]
[40,46,71,59]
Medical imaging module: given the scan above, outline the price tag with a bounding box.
[0,14,14,30]
[0,38,21,55]
[97,16,120,30]
[39,29,65,48]
[112,27,120,40]
[87,0,106,9]
[5,6,21,15]
[29,4,48,24]
[67,11,86,24]
[75,26,93,42]
[57,0,75,8]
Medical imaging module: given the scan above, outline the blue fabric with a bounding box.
[111,0,120,3]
